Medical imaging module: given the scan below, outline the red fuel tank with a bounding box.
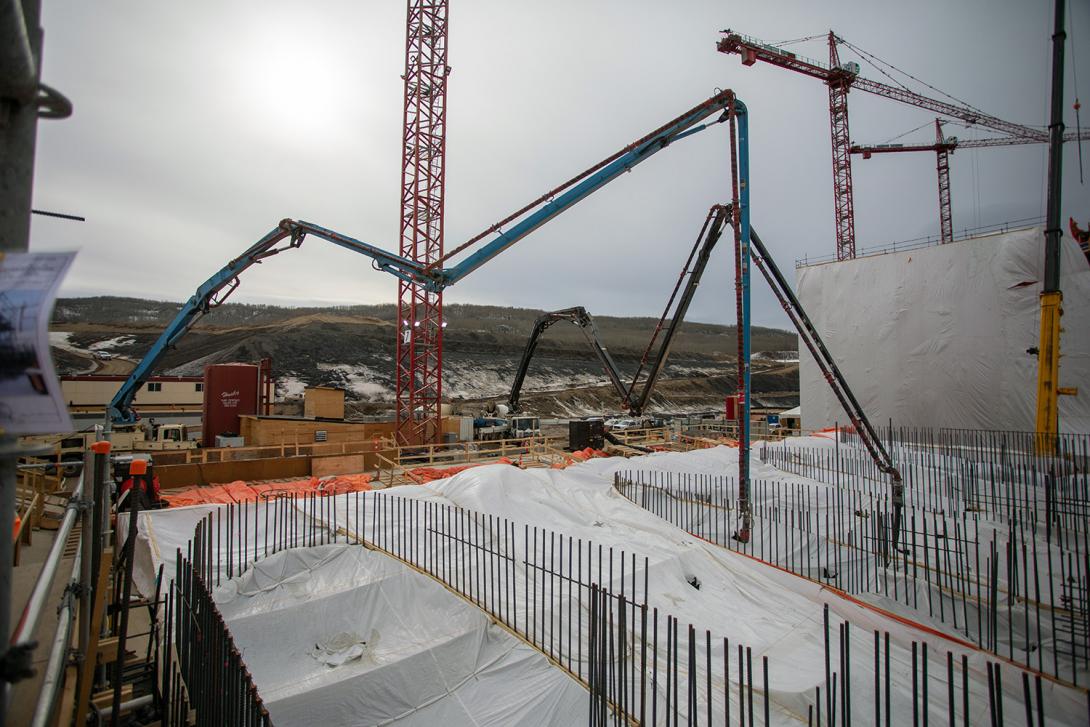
[202,364,260,447]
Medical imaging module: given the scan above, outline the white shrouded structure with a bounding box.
[214,544,587,726]
[131,448,1090,725]
[797,227,1090,432]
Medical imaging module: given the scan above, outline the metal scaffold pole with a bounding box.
[0,3,71,723]
[1,3,41,722]
[1034,0,1068,453]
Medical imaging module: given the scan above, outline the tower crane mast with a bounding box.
[851,121,1058,244]
[396,0,450,445]
[826,35,857,261]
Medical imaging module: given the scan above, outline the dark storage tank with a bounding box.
[202,364,260,447]
[568,419,604,451]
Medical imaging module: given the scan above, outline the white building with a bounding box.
[798,227,1089,432]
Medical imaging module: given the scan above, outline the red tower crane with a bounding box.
[396,0,450,445]
[852,120,1055,244]
[717,30,1082,260]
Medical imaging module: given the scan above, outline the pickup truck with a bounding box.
[24,423,196,476]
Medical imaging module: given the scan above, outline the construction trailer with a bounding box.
[61,375,204,410]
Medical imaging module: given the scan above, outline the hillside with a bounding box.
[50,297,799,416]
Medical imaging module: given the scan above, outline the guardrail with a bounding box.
[795,217,1045,268]
[7,471,83,712]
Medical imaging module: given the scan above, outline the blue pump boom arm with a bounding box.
[433,89,736,289]
[108,90,741,424]
[107,220,424,423]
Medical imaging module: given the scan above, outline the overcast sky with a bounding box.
[29,0,1090,328]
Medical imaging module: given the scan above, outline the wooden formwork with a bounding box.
[373,436,571,488]
[13,456,65,565]
[152,425,817,492]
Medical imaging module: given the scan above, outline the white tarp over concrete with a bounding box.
[133,447,1087,725]
[214,543,587,726]
[796,227,1090,432]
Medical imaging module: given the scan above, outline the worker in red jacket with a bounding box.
[117,460,163,510]
[1070,217,1090,262]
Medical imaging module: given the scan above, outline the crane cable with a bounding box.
[878,119,937,146]
[769,33,826,47]
[1070,0,1084,184]
[837,36,997,125]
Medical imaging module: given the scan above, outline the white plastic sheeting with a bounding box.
[127,500,319,601]
[796,227,1090,432]
[134,448,1088,725]
[214,544,587,726]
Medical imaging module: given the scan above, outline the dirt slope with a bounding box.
[50,297,799,416]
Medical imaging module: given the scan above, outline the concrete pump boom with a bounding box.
[507,204,731,417]
[625,203,731,415]
[107,220,425,423]
[748,225,905,558]
[108,91,743,424]
[506,307,628,414]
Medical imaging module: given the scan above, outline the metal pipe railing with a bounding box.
[10,475,82,649]
[3,470,84,721]
[28,547,80,727]
[9,471,83,648]
[94,694,153,723]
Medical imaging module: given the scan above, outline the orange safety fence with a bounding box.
[549,448,610,469]
[811,424,855,439]
[404,457,520,484]
[161,473,372,508]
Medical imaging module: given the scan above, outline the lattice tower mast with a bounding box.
[396,0,450,444]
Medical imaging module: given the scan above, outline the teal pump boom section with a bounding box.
[431,90,737,289]
[107,220,425,422]
[108,90,742,424]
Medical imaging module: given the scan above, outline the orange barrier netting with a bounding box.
[405,457,520,483]
[813,425,856,438]
[161,473,372,508]
[550,448,610,469]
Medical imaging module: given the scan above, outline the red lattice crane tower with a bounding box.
[718,30,1066,260]
[852,121,1060,244]
[396,0,450,445]
[934,120,954,244]
[826,35,858,261]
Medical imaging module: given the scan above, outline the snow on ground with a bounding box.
[754,351,800,363]
[87,335,135,351]
[316,363,392,401]
[48,331,84,354]
[442,359,607,400]
[276,375,307,399]
[49,332,97,374]
[50,331,136,356]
